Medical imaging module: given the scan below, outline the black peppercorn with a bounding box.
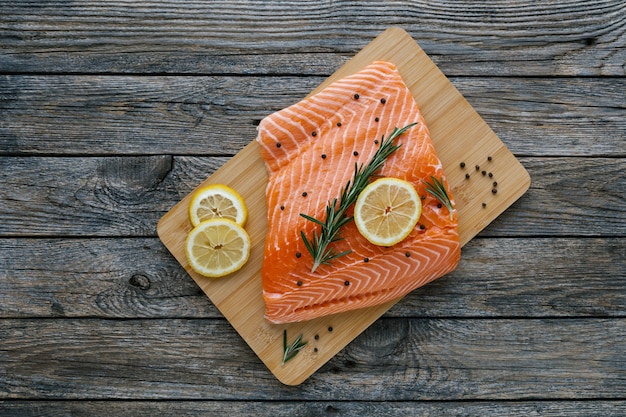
[314,334,319,340]
[380,98,386,104]
[437,203,442,208]
[302,192,308,197]
[344,281,350,286]
[488,156,493,161]
[405,252,411,258]
[336,122,342,127]
[375,117,379,122]
[493,181,498,187]
[276,142,281,148]
[353,93,360,100]
[482,170,487,176]
[482,202,487,208]
[295,252,301,258]
[313,347,318,353]
[311,131,317,137]
[465,173,470,179]
[364,257,369,263]
[460,162,466,168]
[321,154,327,159]
[374,139,379,145]
[280,205,285,211]
[420,224,425,230]
[488,172,493,178]
[328,326,333,332]
[353,151,358,156]
[297,281,302,286]
[475,165,480,171]
[492,188,497,194]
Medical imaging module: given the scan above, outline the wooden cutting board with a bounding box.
[157,27,531,385]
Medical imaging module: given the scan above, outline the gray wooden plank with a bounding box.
[0,238,214,319]
[1,400,626,417]
[0,156,624,236]
[0,155,226,236]
[1,318,624,399]
[1,1,624,76]
[485,157,626,237]
[1,75,624,156]
[0,75,287,156]
[1,237,623,319]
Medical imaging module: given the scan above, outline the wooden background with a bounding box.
[1,1,625,415]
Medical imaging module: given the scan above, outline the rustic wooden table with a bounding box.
[1,1,625,415]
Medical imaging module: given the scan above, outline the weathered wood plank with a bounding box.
[0,155,226,236]
[1,237,623,319]
[0,156,624,236]
[1,400,625,417]
[0,238,211,319]
[1,75,624,156]
[0,75,282,156]
[1,1,624,76]
[1,318,624,399]
[486,157,626,237]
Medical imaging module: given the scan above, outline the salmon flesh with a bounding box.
[256,61,460,324]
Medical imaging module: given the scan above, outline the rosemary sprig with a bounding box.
[282,329,307,365]
[300,123,418,272]
[423,176,454,220]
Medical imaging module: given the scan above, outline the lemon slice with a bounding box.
[188,184,248,227]
[354,177,422,246]
[185,219,251,278]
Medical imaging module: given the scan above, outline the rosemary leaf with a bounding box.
[300,123,418,272]
[300,230,315,255]
[300,213,326,227]
[282,330,308,365]
[423,175,455,220]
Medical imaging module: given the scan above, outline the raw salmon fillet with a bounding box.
[256,61,460,324]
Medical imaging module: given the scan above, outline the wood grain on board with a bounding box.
[157,27,530,385]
